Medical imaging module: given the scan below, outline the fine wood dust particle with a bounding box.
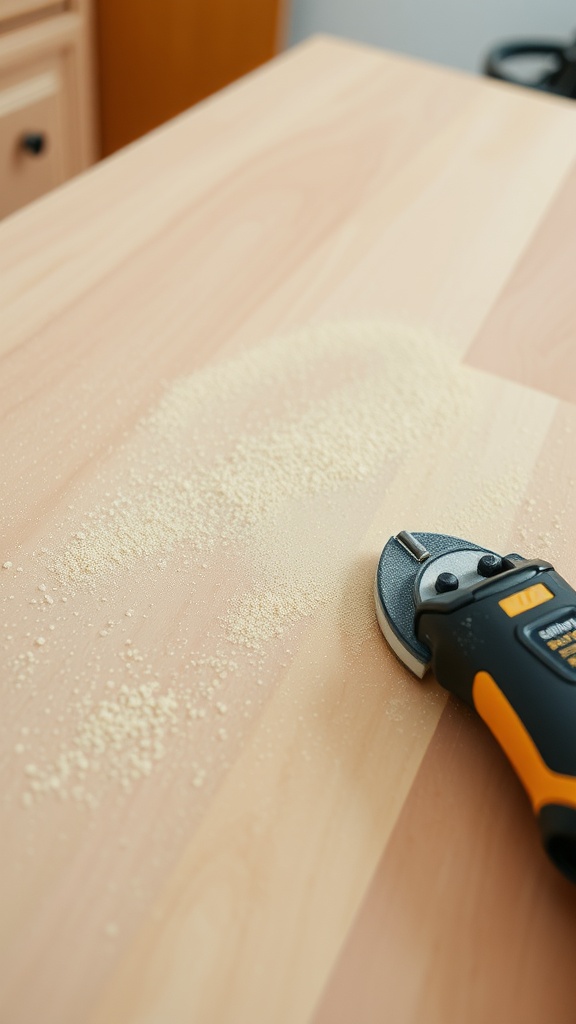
[336,558,386,658]
[225,577,330,650]
[22,648,240,805]
[17,321,537,803]
[444,469,528,543]
[47,322,465,590]
[23,681,180,804]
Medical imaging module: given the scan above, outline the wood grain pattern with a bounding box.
[313,689,576,1024]
[468,158,576,404]
[2,37,576,1024]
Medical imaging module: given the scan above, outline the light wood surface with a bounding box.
[468,157,576,404]
[2,37,576,1024]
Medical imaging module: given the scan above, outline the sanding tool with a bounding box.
[375,530,576,884]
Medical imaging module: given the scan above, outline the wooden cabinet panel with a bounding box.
[0,57,66,217]
[96,0,285,156]
[0,5,96,219]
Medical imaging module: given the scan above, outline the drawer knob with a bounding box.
[21,132,47,156]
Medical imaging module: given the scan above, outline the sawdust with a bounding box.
[47,323,462,591]
[19,648,238,806]
[24,681,179,802]
[6,319,531,806]
[225,578,328,650]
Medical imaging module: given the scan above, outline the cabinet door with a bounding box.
[0,55,67,218]
[97,0,285,156]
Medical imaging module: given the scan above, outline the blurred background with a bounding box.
[1,0,575,219]
[290,0,575,74]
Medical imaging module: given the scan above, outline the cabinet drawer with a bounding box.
[0,57,66,218]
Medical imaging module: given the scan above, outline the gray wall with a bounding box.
[288,0,576,75]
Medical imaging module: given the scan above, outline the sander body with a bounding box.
[375,530,576,884]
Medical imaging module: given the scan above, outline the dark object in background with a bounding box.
[484,33,576,98]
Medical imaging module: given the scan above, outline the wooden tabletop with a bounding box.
[3,36,576,1024]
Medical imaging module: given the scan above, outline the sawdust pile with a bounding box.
[5,321,484,805]
[50,322,463,601]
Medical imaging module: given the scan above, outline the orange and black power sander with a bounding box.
[375,530,576,883]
